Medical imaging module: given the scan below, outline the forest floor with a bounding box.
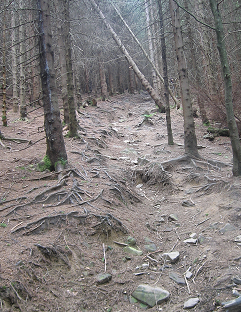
[0,92,241,312]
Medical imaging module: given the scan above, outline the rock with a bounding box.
[220,223,237,234]
[234,235,241,243]
[96,273,112,285]
[233,289,240,298]
[169,214,178,221]
[132,284,170,308]
[185,271,193,279]
[144,243,157,252]
[184,298,199,309]
[169,272,186,285]
[222,296,241,311]
[182,200,195,207]
[183,238,197,244]
[124,246,143,256]
[127,236,137,246]
[190,233,197,239]
[232,276,241,285]
[198,235,206,244]
[163,251,180,263]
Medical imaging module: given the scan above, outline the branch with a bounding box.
[172,0,215,30]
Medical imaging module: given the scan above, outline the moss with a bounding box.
[37,155,53,172]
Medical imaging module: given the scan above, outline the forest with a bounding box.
[0,0,241,311]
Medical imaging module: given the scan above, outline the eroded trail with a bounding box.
[0,93,240,312]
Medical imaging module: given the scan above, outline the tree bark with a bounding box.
[89,0,165,112]
[210,0,241,176]
[98,52,108,100]
[169,0,199,157]
[158,0,173,145]
[37,0,67,169]
[19,0,27,119]
[145,0,158,91]
[11,5,18,113]
[2,2,7,126]
[64,0,78,137]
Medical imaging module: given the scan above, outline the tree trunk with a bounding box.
[58,20,69,124]
[90,0,165,112]
[183,0,209,125]
[64,0,78,137]
[128,66,135,94]
[98,52,108,100]
[11,6,18,113]
[19,0,27,119]
[110,0,178,107]
[169,0,199,157]
[37,0,67,170]
[145,0,158,91]
[2,2,7,126]
[158,0,173,145]
[210,0,241,176]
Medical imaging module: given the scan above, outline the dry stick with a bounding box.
[103,243,107,272]
[184,273,191,294]
[10,283,24,301]
[195,217,211,226]
[193,260,207,283]
[11,222,23,233]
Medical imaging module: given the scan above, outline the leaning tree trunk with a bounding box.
[210,0,241,176]
[110,0,178,107]
[37,0,67,170]
[158,0,173,145]
[169,0,199,157]
[89,0,165,112]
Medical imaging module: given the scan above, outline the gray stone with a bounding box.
[220,223,237,234]
[234,235,241,243]
[184,298,199,309]
[96,273,112,285]
[132,284,170,308]
[169,214,178,221]
[127,236,137,246]
[232,276,241,285]
[144,243,157,252]
[222,296,241,311]
[163,251,180,263]
[198,235,206,244]
[190,233,197,239]
[124,246,143,256]
[182,200,195,207]
[185,271,193,279]
[169,272,186,285]
[183,238,197,244]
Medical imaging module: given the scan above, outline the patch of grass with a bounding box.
[0,223,7,228]
[37,155,52,172]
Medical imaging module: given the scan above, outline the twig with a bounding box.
[11,222,23,233]
[103,243,107,272]
[113,241,128,247]
[196,217,211,226]
[193,260,207,282]
[10,283,24,301]
[146,255,158,263]
[169,239,179,252]
[184,273,191,294]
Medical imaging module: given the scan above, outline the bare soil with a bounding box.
[0,92,241,312]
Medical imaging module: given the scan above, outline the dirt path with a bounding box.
[0,93,241,311]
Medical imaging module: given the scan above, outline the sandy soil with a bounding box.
[0,92,241,312]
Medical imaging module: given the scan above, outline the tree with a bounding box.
[158,0,173,145]
[11,3,18,113]
[210,0,241,176]
[89,0,165,113]
[37,0,67,170]
[2,0,7,126]
[169,0,199,157]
